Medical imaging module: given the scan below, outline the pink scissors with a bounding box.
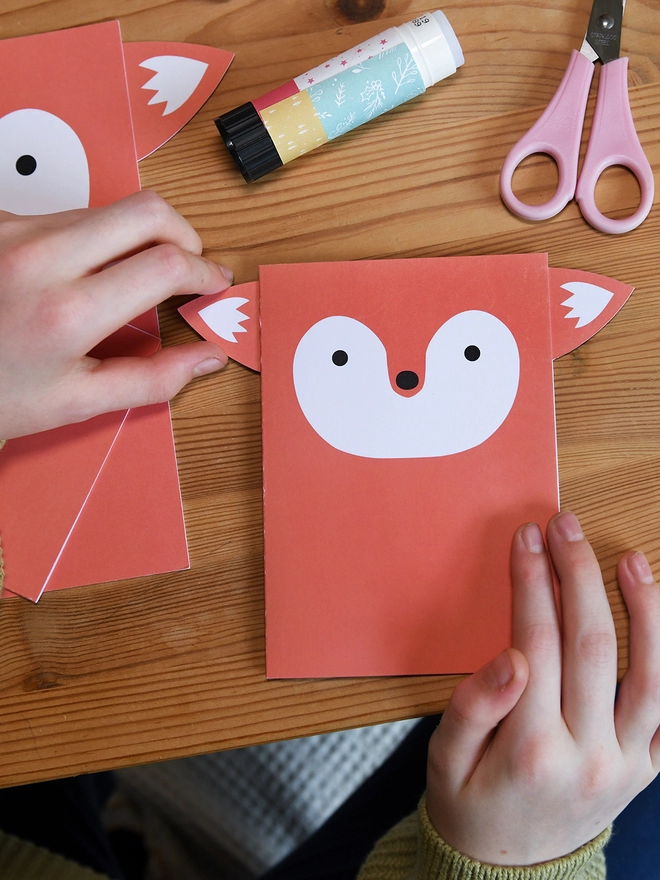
[500,0,654,235]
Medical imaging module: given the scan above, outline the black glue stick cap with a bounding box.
[215,103,283,182]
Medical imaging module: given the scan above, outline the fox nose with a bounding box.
[395,370,419,391]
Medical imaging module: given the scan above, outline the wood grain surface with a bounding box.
[1,0,660,787]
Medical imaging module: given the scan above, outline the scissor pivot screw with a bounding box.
[598,13,615,30]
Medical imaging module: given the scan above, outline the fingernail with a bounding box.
[627,551,655,585]
[484,650,514,692]
[521,522,544,554]
[554,511,584,543]
[204,259,234,285]
[193,356,226,377]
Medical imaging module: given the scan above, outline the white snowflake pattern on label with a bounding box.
[309,43,424,141]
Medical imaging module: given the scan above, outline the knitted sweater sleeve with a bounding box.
[357,797,609,880]
[0,830,110,879]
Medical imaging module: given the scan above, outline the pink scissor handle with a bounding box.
[500,50,594,221]
[576,57,655,234]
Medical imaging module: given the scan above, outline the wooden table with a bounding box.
[1,0,659,788]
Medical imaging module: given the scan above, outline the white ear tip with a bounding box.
[198,297,250,344]
[560,281,613,329]
[139,55,209,116]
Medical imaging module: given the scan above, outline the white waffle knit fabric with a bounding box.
[116,719,419,875]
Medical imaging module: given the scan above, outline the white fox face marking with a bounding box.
[0,108,90,214]
[293,311,520,459]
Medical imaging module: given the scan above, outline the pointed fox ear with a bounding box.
[550,267,634,359]
[179,282,261,372]
[122,42,233,160]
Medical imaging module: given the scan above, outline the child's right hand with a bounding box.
[426,511,660,866]
[0,191,233,440]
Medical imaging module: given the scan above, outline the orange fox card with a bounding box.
[180,254,633,677]
[0,22,233,601]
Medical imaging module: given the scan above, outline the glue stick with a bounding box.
[216,11,464,182]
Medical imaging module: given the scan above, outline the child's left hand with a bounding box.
[425,511,660,865]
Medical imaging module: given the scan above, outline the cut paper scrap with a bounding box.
[181,255,633,678]
[123,42,233,160]
[0,21,232,601]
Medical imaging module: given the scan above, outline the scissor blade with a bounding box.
[580,0,624,64]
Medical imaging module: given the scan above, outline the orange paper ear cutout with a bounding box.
[180,268,634,373]
[123,41,234,160]
[179,282,261,372]
[549,267,634,359]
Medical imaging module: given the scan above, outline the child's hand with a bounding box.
[426,511,660,865]
[0,191,233,440]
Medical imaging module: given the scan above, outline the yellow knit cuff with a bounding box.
[357,795,610,880]
[416,796,610,880]
[0,830,110,879]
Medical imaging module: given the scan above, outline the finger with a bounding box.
[36,192,212,279]
[73,245,233,350]
[510,522,562,722]
[0,207,92,260]
[546,511,618,741]
[0,206,89,233]
[614,551,660,761]
[428,648,529,790]
[61,342,228,423]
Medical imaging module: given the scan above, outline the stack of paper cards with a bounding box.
[0,22,233,600]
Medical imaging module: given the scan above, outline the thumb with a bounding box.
[67,342,229,422]
[428,648,529,790]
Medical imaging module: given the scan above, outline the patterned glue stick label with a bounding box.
[305,43,426,142]
[261,90,328,164]
[294,27,403,90]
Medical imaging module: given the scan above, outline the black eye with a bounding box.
[332,350,348,366]
[464,345,480,362]
[15,155,37,176]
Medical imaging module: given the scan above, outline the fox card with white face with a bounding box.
[0,22,233,601]
[180,254,633,677]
